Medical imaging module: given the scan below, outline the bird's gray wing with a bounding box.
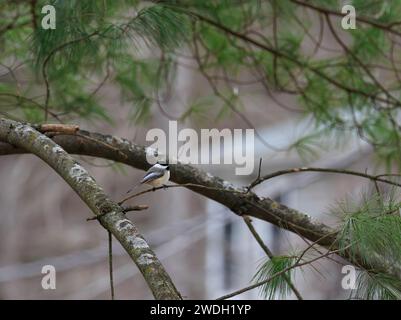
[126,166,164,193]
[140,169,164,184]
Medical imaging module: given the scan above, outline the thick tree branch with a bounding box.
[0,122,399,280]
[0,118,181,300]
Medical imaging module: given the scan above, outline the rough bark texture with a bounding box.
[0,118,181,300]
[0,121,398,279]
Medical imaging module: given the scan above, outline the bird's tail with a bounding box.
[126,183,141,194]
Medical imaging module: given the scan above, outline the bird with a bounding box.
[126,163,170,194]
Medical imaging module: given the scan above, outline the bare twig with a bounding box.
[38,124,79,135]
[119,183,241,206]
[87,205,149,221]
[247,167,401,191]
[122,204,149,213]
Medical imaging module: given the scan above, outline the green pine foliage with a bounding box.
[334,190,401,299]
[354,271,401,300]
[336,191,401,268]
[252,255,297,300]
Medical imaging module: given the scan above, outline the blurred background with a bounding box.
[0,1,399,299]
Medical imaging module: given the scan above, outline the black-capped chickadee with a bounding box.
[126,163,170,193]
